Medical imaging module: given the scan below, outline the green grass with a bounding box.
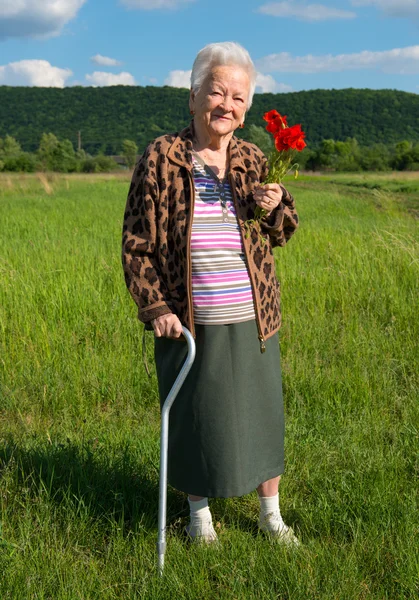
[295,171,419,217]
[1,172,418,599]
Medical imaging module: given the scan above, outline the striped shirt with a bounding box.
[191,154,256,325]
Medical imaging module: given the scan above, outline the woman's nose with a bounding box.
[219,95,233,112]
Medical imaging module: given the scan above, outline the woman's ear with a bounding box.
[189,89,195,114]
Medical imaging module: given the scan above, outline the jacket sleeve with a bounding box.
[258,154,299,248]
[122,149,173,324]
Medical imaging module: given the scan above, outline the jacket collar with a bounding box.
[166,120,248,172]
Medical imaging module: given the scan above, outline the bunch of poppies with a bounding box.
[263,109,306,152]
[243,109,306,244]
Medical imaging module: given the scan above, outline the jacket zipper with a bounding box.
[186,170,196,339]
[228,172,266,354]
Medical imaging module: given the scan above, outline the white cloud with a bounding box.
[0,0,86,39]
[256,45,419,74]
[90,54,123,67]
[164,69,191,88]
[255,73,293,93]
[0,59,73,87]
[85,71,136,86]
[258,1,356,21]
[121,0,195,9]
[351,0,419,18]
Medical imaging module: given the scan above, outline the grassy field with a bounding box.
[0,171,418,599]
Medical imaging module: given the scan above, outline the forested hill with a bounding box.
[1,85,418,155]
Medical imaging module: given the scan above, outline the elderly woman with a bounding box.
[122,42,299,545]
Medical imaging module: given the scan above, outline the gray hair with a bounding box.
[190,42,257,109]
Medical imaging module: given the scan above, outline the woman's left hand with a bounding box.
[254,183,283,215]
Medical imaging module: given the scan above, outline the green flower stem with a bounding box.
[244,148,300,246]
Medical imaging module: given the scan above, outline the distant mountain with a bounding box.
[1,85,418,155]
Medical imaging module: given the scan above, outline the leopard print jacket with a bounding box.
[122,121,299,352]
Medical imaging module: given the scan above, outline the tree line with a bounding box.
[0,85,418,156]
[1,127,418,173]
[247,125,419,172]
[0,133,138,173]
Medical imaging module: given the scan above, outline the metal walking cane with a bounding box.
[157,326,196,576]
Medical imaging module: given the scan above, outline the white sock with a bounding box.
[258,493,285,526]
[187,497,217,541]
[188,497,212,523]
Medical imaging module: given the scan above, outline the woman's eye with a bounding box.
[235,97,244,103]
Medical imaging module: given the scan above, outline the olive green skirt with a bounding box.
[154,319,284,498]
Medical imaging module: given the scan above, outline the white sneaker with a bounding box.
[259,512,300,547]
[185,517,218,544]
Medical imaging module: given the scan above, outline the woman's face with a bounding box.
[190,65,250,139]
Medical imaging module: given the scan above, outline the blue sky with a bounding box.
[0,0,418,94]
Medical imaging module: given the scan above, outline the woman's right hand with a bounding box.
[151,314,183,338]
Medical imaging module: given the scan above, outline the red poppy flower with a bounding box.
[263,111,288,133]
[263,109,281,122]
[274,124,306,152]
[266,116,285,134]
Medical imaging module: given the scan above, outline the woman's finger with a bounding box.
[164,319,173,338]
[172,320,183,338]
[154,314,182,338]
[170,327,180,339]
[264,192,282,206]
[255,197,272,211]
[256,196,277,209]
[264,189,281,201]
[153,319,162,337]
[153,315,171,337]
[258,193,281,210]
[167,320,176,338]
[261,183,281,193]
